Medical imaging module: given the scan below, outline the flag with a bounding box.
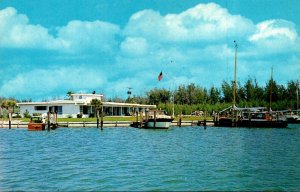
[158,71,163,81]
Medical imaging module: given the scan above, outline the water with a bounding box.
[0,125,300,191]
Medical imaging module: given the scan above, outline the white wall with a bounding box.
[19,104,81,118]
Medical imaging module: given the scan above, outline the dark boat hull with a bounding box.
[28,123,46,131]
[130,118,174,129]
[215,118,288,128]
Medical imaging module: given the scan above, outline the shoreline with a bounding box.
[0,120,214,128]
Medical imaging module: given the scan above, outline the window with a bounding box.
[49,106,63,115]
[34,106,47,111]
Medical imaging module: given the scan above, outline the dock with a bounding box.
[0,120,214,128]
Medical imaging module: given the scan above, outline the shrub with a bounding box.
[77,113,82,118]
[89,113,95,118]
[32,113,41,116]
[23,110,31,118]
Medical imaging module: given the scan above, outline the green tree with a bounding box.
[1,99,17,113]
[90,99,102,118]
[221,80,233,103]
[66,91,74,99]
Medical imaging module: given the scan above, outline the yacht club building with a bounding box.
[17,93,156,118]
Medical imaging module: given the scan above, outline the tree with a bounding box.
[221,81,233,103]
[66,91,74,99]
[147,88,171,105]
[1,99,17,113]
[90,99,102,118]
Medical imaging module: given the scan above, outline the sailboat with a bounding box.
[214,41,287,128]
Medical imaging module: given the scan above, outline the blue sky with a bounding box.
[0,0,299,101]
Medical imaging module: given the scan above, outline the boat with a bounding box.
[28,116,46,131]
[143,110,174,129]
[130,110,174,129]
[215,107,288,128]
[280,110,300,123]
[214,41,287,128]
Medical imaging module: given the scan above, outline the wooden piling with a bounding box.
[8,112,12,129]
[47,111,50,131]
[154,110,157,128]
[96,109,99,128]
[179,112,182,127]
[139,111,143,128]
[100,108,103,130]
[135,111,139,128]
[204,111,207,129]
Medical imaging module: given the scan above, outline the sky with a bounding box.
[0,0,299,101]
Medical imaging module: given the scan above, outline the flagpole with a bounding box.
[233,40,237,108]
[297,79,299,111]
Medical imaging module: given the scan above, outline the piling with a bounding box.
[96,109,99,128]
[47,111,50,131]
[179,112,182,127]
[139,111,143,128]
[8,112,11,129]
[100,108,103,130]
[204,111,207,129]
[154,110,157,128]
[55,111,58,124]
[135,111,139,128]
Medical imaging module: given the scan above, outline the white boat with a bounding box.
[144,110,174,129]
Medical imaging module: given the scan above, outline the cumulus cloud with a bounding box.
[0,7,59,49]
[57,20,120,53]
[0,7,120,53]
[123,3,255,42]
[120,37,148,56]
[0,66,107,98]
[248,19,298,53]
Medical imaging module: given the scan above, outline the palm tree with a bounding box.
[66,91,74,99]
[90,99,102,118]
[1,99,17,113]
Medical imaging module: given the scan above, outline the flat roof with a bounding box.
[17,100,156,108]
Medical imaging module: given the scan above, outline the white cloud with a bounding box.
[249,20,297,42]
[57,20,120,53]
[248,19,298,53]
[123,3,255,42]
[0,66,107,98]
[0,7,120,53]
[120,37,148,56]
[0,7,58,49]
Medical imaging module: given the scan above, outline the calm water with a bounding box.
[0,125,300,191]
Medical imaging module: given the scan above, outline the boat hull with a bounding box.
[28,123,46,131]
[144,118,174,129]
[238,119,288,128]
[215,118,288,128]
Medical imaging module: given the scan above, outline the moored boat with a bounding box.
[28,116,46,131]
[144,110,174,129]
[214,107,288,128]
[130,110,174,129]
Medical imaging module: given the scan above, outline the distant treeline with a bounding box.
[120,78,299,115]
[1,78,299,116]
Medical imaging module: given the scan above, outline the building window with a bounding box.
[49,106,63,115]
[79,96,82,99]
[34,106,47,111]
[80,106,89,115]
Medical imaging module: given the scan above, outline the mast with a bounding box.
[269,67,273,111]
[297,80,299,111]
[233,40,238,108]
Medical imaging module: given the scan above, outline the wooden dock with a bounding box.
[0,120,214,128]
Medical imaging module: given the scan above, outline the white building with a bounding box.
[17,93,156,118]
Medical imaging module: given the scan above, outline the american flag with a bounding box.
[158,71,163,81]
